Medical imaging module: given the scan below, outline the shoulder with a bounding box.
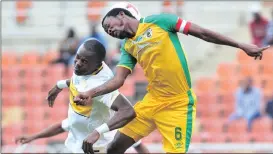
[144,13,178,23]
[92,62,114,80]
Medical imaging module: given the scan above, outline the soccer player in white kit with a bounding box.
[15,39,149,153]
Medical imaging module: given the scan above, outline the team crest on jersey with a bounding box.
[175,142,183,149]
[135,28,153,43]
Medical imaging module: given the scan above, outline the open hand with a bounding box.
[15,135,34,144]
[46,85,62,107]
[239,43,270,60]
[82,131,100,154]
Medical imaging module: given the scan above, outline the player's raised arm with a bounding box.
[74,67,131,106]
[47,79,70,107]
[82,93,136,153]
[15,122,66,144]
[187,23,270,59]
[153,13,270,59]
[74,45,136,106]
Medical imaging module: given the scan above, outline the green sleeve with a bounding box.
[117,42,137,73]
[144,13,179,32]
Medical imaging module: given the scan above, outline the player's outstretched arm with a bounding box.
[74,67,131,106]
[187,23,270,59]
[106,94,136,130]
[82,94,136,153]
[47,79,70,107]
[15,122,65,144]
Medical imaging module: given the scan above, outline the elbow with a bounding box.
[115,78,126,88]
[127,108,136,121]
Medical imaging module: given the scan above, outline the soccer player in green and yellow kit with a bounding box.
[75,2,270,153]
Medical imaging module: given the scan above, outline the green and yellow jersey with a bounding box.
[117,13,192,98]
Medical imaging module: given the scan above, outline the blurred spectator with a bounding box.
[265,9,273,46]
[51,28,79,75]
[227,77,262,132]
[249,9,268,47]
[1,137,4,147]
[107,42,122,72]
[265,96,273,119]
[80,23,107,50]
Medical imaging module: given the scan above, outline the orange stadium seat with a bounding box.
[2,79,21,93]
[24,106,47,121]
[197,104,219,117]
[237,50,255,64]
[225,132,250,143]
[199,118,225,133]
[16,0,32,24]
[259,50,273,65]
[238,64,260,77]
[226,119,247,133]
[261,64,273,76]
[217,79,237,93]
[259,76,273,92]
[205,133,227,143]
[44,64,65,82]
[20,51,41,65]
[87,1,107,22]
[217,103,234,117]
[24,93,47,106]
[2,123,24,145]
[195,77,217,92]
[250,132,273,142]
[217,63,238,79]
[216,92,235,105]
[3,92,29,106]
[47,104,68,121]
[252,117,272,134]
[20,65,47,79]
[162,0,173,13]
[191,134,202,143]
[24,119,46,134]
[41,50,59,64]
[2,52,18,66]
[196,92,217,105]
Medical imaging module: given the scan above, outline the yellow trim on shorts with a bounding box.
[119,127,143,142]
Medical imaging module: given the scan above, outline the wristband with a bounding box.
[56,80,68,89]
[95,123,110,135]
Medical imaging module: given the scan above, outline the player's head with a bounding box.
[251,6,261,21]
[74,38,106,76]
[243,76,253,91]
[102,2,141,39]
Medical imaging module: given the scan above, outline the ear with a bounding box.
[117,11,125,19]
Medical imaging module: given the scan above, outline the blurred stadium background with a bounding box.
[1,0,273,153]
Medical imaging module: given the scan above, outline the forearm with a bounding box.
[189,23,241,48]
[106,108,136,131]
[91,77,124,98]
[199,29,240,48]
[32,123,65,140]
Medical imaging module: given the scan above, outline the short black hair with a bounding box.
[101,8,136,26]
[83,39,106,62]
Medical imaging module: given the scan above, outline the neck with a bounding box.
[128,18,140,36]
[90,64,103,75]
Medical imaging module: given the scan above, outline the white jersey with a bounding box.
[61,62,119,153]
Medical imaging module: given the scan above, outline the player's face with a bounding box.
[74,46,98,76]
[103,15,134,39]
